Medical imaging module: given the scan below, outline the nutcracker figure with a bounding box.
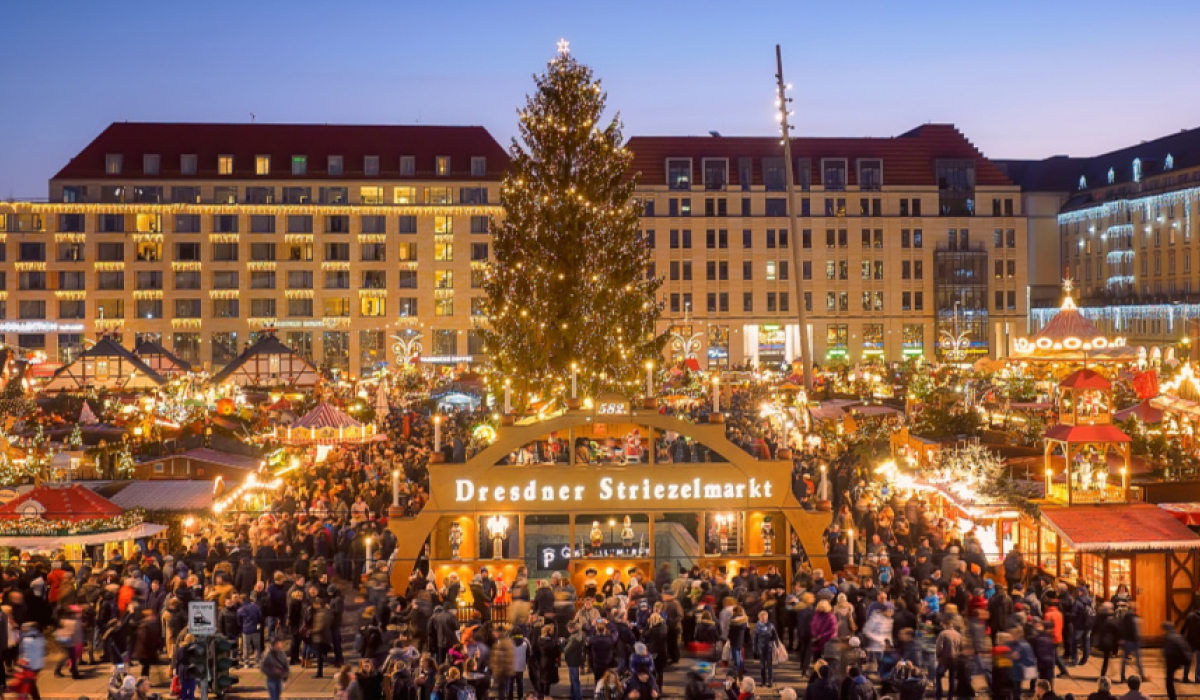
[590,520,603,551]
[717,515,731,554]
[761,516,775,556]
[448,521,463,560]
[620,515,634,550]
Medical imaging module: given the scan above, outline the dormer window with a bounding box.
[180,154,197,176]
[1132,158,1142,183]
[217,155,233,176]
[666,158,692,190]
[822,158,847,191]
[364,156,380,177]
[255,155,271,175]
[471,157,487,178]
[292,155,307,176]
[105,154,123,175]
[143,154,160,175]
[857,159,882,191]
[436,156,451,176]
[328,156,344,176]
[400,156,416,177]
[1165,153,1175,171]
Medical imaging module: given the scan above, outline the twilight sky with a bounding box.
[2,0,1198,199]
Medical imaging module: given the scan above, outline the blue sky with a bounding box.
[2,0,1198,198]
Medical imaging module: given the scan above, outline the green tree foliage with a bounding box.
[482,48,662,403]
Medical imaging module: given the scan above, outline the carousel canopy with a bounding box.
[211,332,321,388]
[1058,368,1112,390]
[0,483,123,522]
[133,337,193,376]
[1042,504,1200,551]
[42,336,166,393]
[1012,286,1140,363]
[1043,423,1131,443]
[293,402,362,431]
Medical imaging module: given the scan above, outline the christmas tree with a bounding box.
[482,41,662,404]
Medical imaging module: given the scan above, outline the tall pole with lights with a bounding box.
[776,45,812,393]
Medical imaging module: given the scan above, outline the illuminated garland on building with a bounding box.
[0,510,145,537]
[5,202,503,217]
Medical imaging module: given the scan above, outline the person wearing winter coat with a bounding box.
[238,597,264,668]
[1119,605,1146,683]
[1163,622,1192,700]
[810,600,838,660]
[934,623,961,700]
[645,613,669,685]
[594,669,622,700]
[1030,623,1058,692]
[862,605,894,673]
[752,611,780,687]
[623,667,660,700]
[259,638,290,700]
[133,607,163,678]
[588,621,616,674]
[308,597,333,678]
[1181,605,1200,682]
[848,666,878,700]
[174,633,199,700]
[564,622,587,700]
[428,605,459,662]
[534,626,561,700]
[1093,602,1121,679]
[804,663,839,700]
[1071,586,1096,665]
[727,608,749,673]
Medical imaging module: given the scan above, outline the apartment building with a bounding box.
[628,125,1027,368]
[1004,126,1200,351]
[0,122,508,375]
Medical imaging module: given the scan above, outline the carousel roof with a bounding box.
[292,402,362,431]
[1059,368,1112,390]
[1031,296,1102,343]
[1043,423,1131,443]
[1042,504,1200,551]
[0,484,124,522]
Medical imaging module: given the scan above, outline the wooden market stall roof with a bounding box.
[132,337,192,376]
[0,484,123,522]
[1040,504,1200,552]
[211,332,321,388]
[1114,401,1163,424]
[292,402,362,431]
[41,336,166,393]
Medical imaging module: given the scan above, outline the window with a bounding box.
[105,154,123,174]
[361,296,386,317]
[323,297,350,317]
[97,214,125,233]
[143,154,160,175]
[435,241,454,262]
[213,271,239,289]
[434,298,454,317]
[914,229,923,248]
[324,243,350,261]
[255,155,270,175]
[398,216,418,234]
[681,261,692,281]
[320,187,348,204]
[292,155,307,175]
[19,300,46,319]
[137,299,163,319]
[175,272,201,290]
[436,156,451,176]
[212,243,239,262]
[327,155,344,176]
[397,298,417,317]
[325,215,350,234]
[400,156,416,177]
[742,261,753,281]
[364,155,380,177]
[765,198,787,217]
[743,230,752,249]
[180,154,197,175]
[136,271,163,290]
[703,159,727,190]
[738,158,753,190]
[250,271,275,290]
[667,159,692,190]
[56,214,83,234]
[469,215,491,234]
[398,270,417,289]
[59,301,85,319]
[58,271,86,290]
[435,270,454,289]
[822,159,847,191]
[460,187,488,204]
[360,186,384,205]
[250,243,276,261]
[361,270,386,289]
[96,299,123,319]
[282,187,311,204]
[250,298,276,318]
[763,157,785,191]
[218,155,233,175]
[471,242,489,261]
[766,261,777,281]
[18,272,46,290]
[361,243,387,262]
[858,159,882,191]
[213,214,238,233]
[250,215,276,233]
[287,270,313,289]
[96,242,123,261]
[471,157,487,177]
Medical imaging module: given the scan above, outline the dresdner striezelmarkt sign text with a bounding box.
[430,462,792,513]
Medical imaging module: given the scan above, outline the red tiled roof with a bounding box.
[1041,504,1200,551]
[0,484,124,522]
[626,124,1013,188]
[1042,423,1131,443]
[1059,368,1112,390]
[54,123,510,181]
[292,402,362,431]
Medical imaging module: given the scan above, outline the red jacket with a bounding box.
[1044,606,1064,643]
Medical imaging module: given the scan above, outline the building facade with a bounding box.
[629,125,1027,368]
[0,123,508,375]
[0,121,1029,377]
[1006,127,1200,352]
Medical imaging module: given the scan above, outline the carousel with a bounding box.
[276,402,379,445]
[1011,280,1139,370]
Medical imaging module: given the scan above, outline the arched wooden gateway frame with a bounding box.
[388,398,825,594]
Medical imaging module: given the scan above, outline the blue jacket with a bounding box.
[237,602,263,634]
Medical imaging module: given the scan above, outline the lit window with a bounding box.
[435,216,453,234]
[255,155,270,175]
[436,156,450,176]
[765,261,777,281]
[435,270,454,289]
[394,187,417,204]
[143,154,160,175]
[292,155,307,175]
[105,154,123,174]
[360,296,385,317]
[218,155,233,175]
[360,186,384,205]
[435,242,454,261]
[435,298,454,316]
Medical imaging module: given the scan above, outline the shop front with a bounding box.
[387,402,812,602]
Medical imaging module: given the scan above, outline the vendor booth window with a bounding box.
[1107,558,1132,600]
[524,514,572,576]
[654,513,700,571]
[574,514,649,559]
[705,512,744,556]
[1039,527,1058,576]
[478,514,520,560]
